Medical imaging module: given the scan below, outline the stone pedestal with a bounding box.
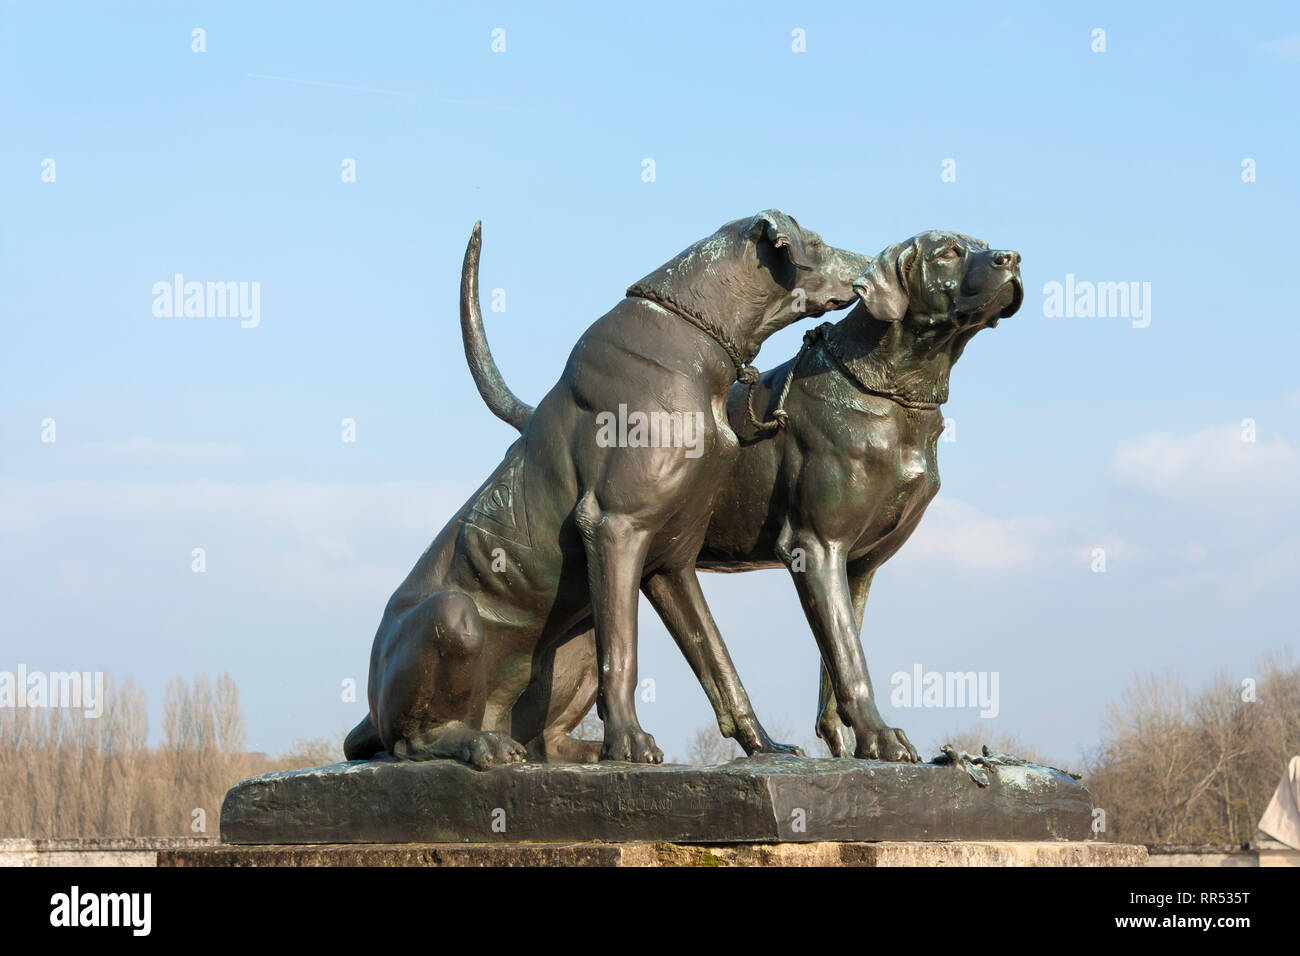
[220,754,1096,846]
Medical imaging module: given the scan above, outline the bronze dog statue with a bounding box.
[344,212,867,767]
[464,230,1022,762]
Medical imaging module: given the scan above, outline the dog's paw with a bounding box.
[463,731,527,770]
[753,739,804,758]
[854,725,918,763]
[742,720,805,758]
[816,714,852,758]
[600,727,663,764]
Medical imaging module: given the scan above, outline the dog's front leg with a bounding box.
[576,493,663,764]
[782,538,916,762]
[819,560,917,762]
[642,566,803,757]
[814,565,878,756]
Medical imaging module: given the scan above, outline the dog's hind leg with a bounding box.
[372,589,527,770]
[575,492,663,763]
[814,666,851,757]
[643,566,803,757]
[509,625,602,763]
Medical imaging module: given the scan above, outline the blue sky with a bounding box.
[2,2,1297,764]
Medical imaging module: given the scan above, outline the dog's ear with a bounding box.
[747,210,813,271]
[852,239,918,322]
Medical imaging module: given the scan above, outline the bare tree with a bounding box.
[213,673,245,754]
[572,708,602,743]
[0,672,351,838]
[280,736,343,767]
[678,725,743,765]
[1084,655,1300,845]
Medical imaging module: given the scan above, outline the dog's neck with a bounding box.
[625,284,758,376]
[823,304,985,408]
[627,248,811,372]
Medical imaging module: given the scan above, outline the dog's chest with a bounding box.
[845,410,942,556]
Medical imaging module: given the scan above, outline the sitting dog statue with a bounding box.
[344,212,867,767]
[463,230,1022,762]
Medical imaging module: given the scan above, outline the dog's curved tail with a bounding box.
[460,221,534,433]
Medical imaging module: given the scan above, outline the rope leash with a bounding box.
[623,293,937,433]
[744,323,825,433]
[820,325,945,410]
[624,287,820,435]
[752,322,948,426]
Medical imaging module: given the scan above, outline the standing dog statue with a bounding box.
[344,212,867,767]
[463,230,1022,762]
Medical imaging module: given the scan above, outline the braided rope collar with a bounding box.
[623,292,943,431]
[625,285,760,385]
[804,323,945,412]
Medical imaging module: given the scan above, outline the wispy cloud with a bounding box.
[1112,423,1300,522]
[0,478,472,600]
[896,497,1068,573]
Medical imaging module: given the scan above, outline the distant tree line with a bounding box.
[1083,653,1298,846]
[0,674,337,838]
[3,655,1296,845]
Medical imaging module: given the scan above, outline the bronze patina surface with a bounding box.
[221,753,1089,846]
[344,213,868,768]
[221,217,1088,850]
[461,228,1023,762]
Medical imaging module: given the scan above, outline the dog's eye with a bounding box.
[936,245,962,261]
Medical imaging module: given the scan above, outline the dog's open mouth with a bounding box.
[998,275,1024,317]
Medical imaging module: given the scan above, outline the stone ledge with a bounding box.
[221,755,1095,845]
[161,840,1147,868]
[0,837,219,868]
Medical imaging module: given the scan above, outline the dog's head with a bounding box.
[740,210,868,319]
[630,210,869,356]
[851,230,1023,332]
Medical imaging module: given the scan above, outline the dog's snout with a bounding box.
[991,250,1021,270]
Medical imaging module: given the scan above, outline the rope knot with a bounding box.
[743,331,818,435]
[804,322,832,348]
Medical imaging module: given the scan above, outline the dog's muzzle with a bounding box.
[960,249,1023,320]
[996,275,1024,317]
